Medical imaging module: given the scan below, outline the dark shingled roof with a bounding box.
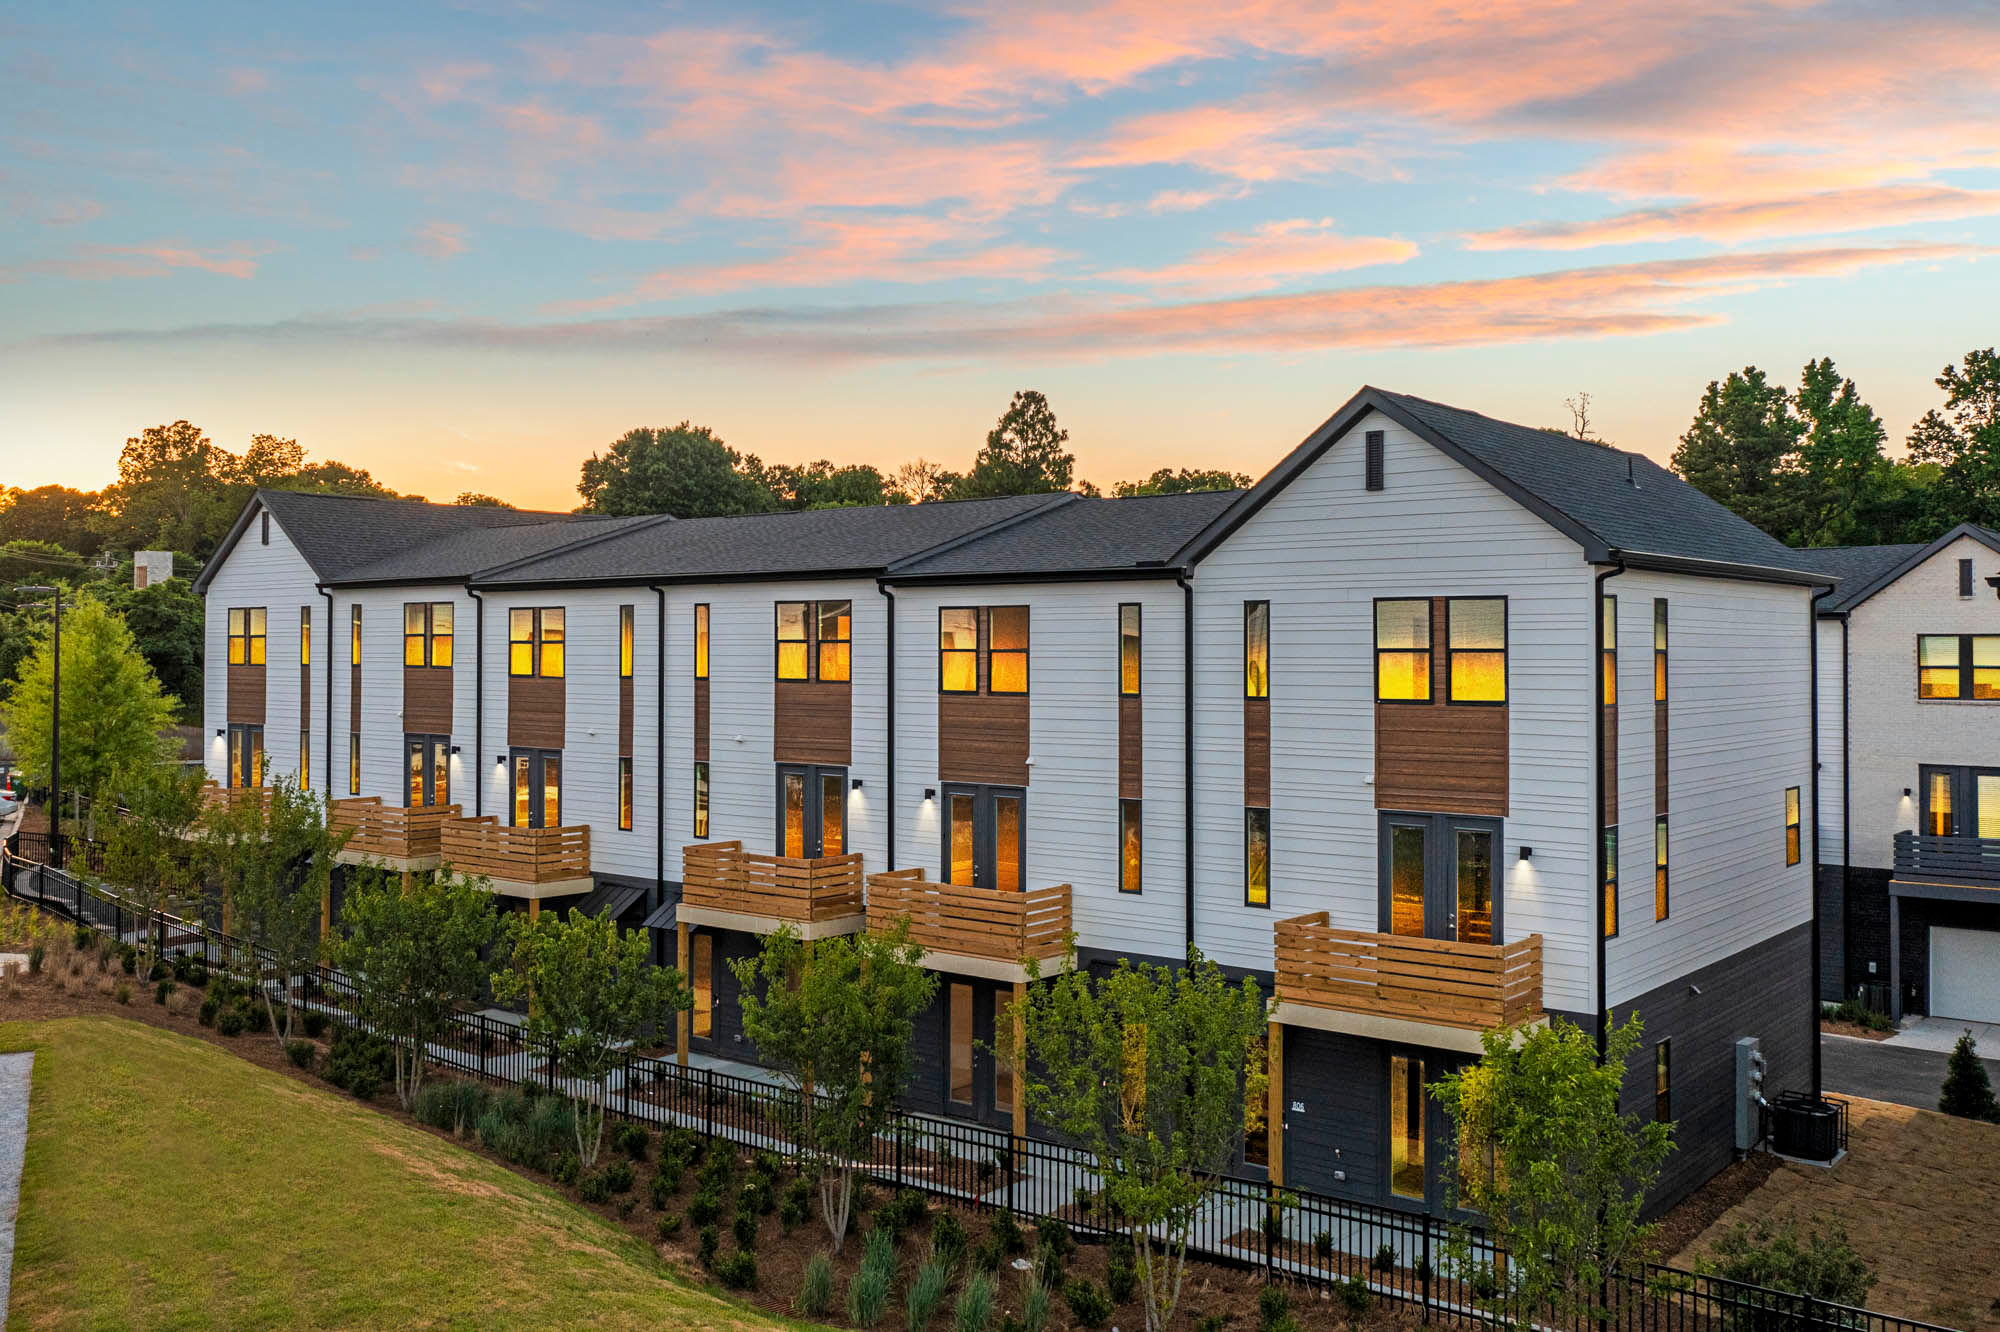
[889,490,1241,579]
[1367,390,1827,579]
[479,492,1064,585]
[1787,523,2000,614]
[335,512,668,585]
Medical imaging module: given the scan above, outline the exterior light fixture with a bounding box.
[850,778,863,791]
[1518,846,1533,861]
[1903,787,1912,798]
[495,754,507,766]
[450,746,462,756]
[923,787,936,801]
[214,728,225,738]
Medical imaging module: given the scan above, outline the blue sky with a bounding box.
[3,1,1997,508]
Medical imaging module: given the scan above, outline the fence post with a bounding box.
[1421,1220,1432,1322]
[704,1065,716,1139]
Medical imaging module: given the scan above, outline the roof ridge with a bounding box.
[254,487,579,521]
[881,493,1080,574]
[465,512,681,583]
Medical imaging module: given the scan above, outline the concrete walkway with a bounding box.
[0,1051,33,1326]
[1882,1015,2000,1053]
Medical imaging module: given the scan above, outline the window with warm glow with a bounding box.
[1785,786,1801,865]
[1119,798,1141,894]
[817,601,852,682]
[691,934,712,1039]
[694,604,710,679]
[618,758,633,830]
[1604,826,1619,938]
[940,608,979,693]
[509,609,534,676]
[348,732,360,795]
[1447,598,1506,703]
[619,605,634,678]
[509,608,564,677]
[693,761,709,837]
[1601,595,1617,705]
[1653,599,1668,702]
[350,605,361,666]
[1244,601,1270,699]
[1118,604,1140,696]
[300,607,311,665]
[229,608,268,666]
[404,603,427,666]
[538,609,564,678]
[989,607,1028,693]
[1374,599,1429,701]
[776,602,810,680]
[1655,816,1669,921]
[1245,807,1270,906]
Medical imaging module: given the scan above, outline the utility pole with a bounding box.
[14,586,61,863]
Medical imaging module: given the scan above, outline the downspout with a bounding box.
[1593,559,1626,1061]
[1178,570,1196,956]
[319,587,335,794]
[651,586,668,918]
[466,587,484,818]
[1808,585,1835,1101]
[878,580,897,870]
[1840,614,1853,1008]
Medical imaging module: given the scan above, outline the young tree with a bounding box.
[98,760,206,974]
[731,924,939,1253]
[891,458,961,504]
[950,391,1078,499]
[763,460,894,510]
[1112,467,1252,497]
[1430,1015,1674,1324]
[493,911,687,1167]
[329,868,501,1111]
[576,423,777,517]
[202,777,349,1044]
[1938,1030,2000,1122]
[1006,947,1270,1332]
[0,591,177,834]
[1908,348,2000,533]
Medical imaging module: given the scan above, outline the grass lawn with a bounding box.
[1,1016,799,1330]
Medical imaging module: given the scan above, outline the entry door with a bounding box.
[1385,1050,1470,1212]
[226,724,264,789]
[1920,766,2000,839]
[941,785,1026,890]
[511,748,561,828]
[1382,814,1500,943]
[406,734,450,807]
[776,765,847,857]
[943,979,1016,1128]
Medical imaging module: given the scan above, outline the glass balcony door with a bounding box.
[942,979,1015,1128]
[405,733,450,807]
[226,724,264,789]
[1381,812,1500,944]
[510,748,560,828]
[940,784,1025,892]
[776,764,846,858]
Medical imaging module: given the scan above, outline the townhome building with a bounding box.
[1802,523,2000,1025]
[196,387,1829,1215]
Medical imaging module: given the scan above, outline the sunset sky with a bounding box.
[4,1,1998,510]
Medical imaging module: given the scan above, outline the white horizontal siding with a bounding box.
[201,505,320,790]
[1816,619,1846,866]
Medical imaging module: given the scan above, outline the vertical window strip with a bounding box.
[1655,815,1668,921]
[618,758,633,830]
[1373,598,1430,702]
[939,607,979,693]
[776,601,810,680]
[694,604,710,679]
[1653,599,1667,702]
[1603,826,1619,938]
[1118,798,1142,894]
[1654,1041,1671,1123]
[1244,601,1270,699]
[1445,597,1506,703]
[1785,786,1801,866]
[228,608,247,665]
[348,732,360,795]
[619,605,635,678]
[1118,603,1141,696]
[988,606,1029,694]
[817,600,852,682]
[693,761,710,838]
[1245,807,1270,906]
[350,605,361,666]
[1601,595,1617,705]
[1364,429,1385,491]
[300,606,311,665]
[405,602,428,666]
[300,731,310,789]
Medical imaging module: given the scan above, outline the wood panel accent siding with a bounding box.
[619,675,635,756]
[1244,696,1270,807]
[507,674,565,750]
[1118,696,1143,799]
[349,663,361,733]
[1602,702,1619,825]
[693,679,710,761]
[402,666,452,735]
[226,663,266,725]
[773,680,852,766]
[1375,703,1508,816]
[1654,701,1668,812]
[938,693,1029,785]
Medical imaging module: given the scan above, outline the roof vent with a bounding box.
[1626,455,1639,489]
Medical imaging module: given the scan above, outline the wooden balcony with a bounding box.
[1892,830,2000,893]
[186,782,276,838]
[678,841,866,939]
[329,798,460,872]
[439,816,592,898]
[1271,912,1544,1054]
[863,871,1072,983]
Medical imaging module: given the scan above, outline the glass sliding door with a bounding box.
[1379,812,1503,944]
[948,793,976,885]
[227,724,264,789]
[775,764,846,858]
[941,785,1027,891]
[510,749,561,827]
[405,733,450,807]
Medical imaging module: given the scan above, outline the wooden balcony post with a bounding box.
[528,898,539,922]
[320,880,331,940]
[675,920,690,1067]
[1267,1020,1285,1187]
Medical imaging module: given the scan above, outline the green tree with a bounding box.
[576,424,776,517]
[98,760,206,975]
[0,540,92,588]
[100,576,205,717]
[1700,1219,1876,1305]
[1005,947,1270,1332]
[453,492,515,508]
[0,484,103,555]
[0,591,177,827]
[1938,1029,2000,1122]
[1791,358,1891,546]
[1430,1015,1674,1324]
[763,461,894,510]
[1112,467,1251,497]
[1672,367,1805,541]
[330,869,502,1111]
[731,924,939,1253]
[950,391,1078,499]
[1908,348,2000,533]
[891,458,962,504]
[202,777,349,1045]
[493,911,687,1166]
[98,420,243,557]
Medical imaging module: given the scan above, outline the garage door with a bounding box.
[1930,927,2000,1023]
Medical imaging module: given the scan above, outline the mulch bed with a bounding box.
[1648,1152,1779,1259]
[1820,1020,1893,1041]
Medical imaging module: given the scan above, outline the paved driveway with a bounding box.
[1822,1031,2000,1109]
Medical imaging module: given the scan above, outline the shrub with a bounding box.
[687,1188,723,1228]
[216,1008,245,1037]
[717,1249,757,1291]
[751,1149,783,1183]
[153,978,173,1005]
[1033,1215,1072,1286]
[1372,1242,1395,1273]
[971,1235,1006,1274]
[476,1108,526,1163]
[1062,1278,1111,1329]
[28,943,45,976]
[523,1096,577,1170]
[551,1153,581,1186]
[73,924,92,950]
[1258,1283,1292,1332]
[650,1167,678,1210]
[732,1209,758,1251]
[796,1251,836,1317]
[1940,1031,2000,1122]
[612,1121,651,1162]
[1196,1317,1225,1332]
[235,997,269,1033]
[172,955,208,986]
[302,1010,328,1038]
[604,1159,636,1194]
[739,1178,773,1219]
[1701,1219,1877,1304]
[120,945,137,975]
[1314,1231,1334,1260]
[696,1223,719,1270]
[929,1211,969,1271]
[847,1258,892,1328]
[1821,998,1893,1032]
[991,1208,1026,1255]
[906,1258,951,1330]
[578,1170,613,1205]
[423,1081,490,1137]
[285,1039,315,1070]
[1105,1253,1136,1304]
[699,1137,737,1191]
[657,1213,683,1240]
[113,981,132,1005]
[780,1177,811,1231]
[323,1027,393,1100]
[1019,1271,1051,1332]
[878,1187,930,1242]
[954,1273,996,1332]
[616,1197,636,1220]
[1335,1276,1372,1317]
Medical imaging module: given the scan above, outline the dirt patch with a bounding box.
[1673,1096,2000,1331]
[1821,1020,1893,1041]
[1650,1152,1779,1259]
[365,1140,512,1200]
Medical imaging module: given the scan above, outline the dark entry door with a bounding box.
[942,979,1016,1128]
[226,724,264,789]
[406,734,450,807]
[511,748,561,828]
[941,785,1026,890]
[1382,813,1499,943]
[777,765,847,857]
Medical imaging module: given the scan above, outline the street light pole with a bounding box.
[14,585,61,861]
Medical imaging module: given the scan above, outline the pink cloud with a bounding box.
[1466,185,2000,251]
[1101,218,1418,291]
[408,221,469,260]
[1,242,268,282]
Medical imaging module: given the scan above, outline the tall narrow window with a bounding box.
[1245,807,1270,906]
[1654,1041,1672,1123]
[248,608,266,664]
[781,770,806,857]
[618,758,633,830]
[989,606,1028,693]
[228,608,246,665]
[1655,816,1669,921]
[404,603,428,666]
[260,510,270,544]
[1389,1055,1425,1199]
[348,732,360,795]
[939,609,978,693]
[1389,822,1426,936]
[299,731,310,789]
[775,602,810,680]
[1375,599,1429,701]
[817,601,852,682]
[820,773,845,855]
[1244,601,1270,698]
[1455,827,1493,945]
[1603,827,1619,938]
[693,604,710,679]
[994,793,1022,892]
[1653,599,1668,702]
[690,933,713,1039]
[948,983,974,1107]
[948,792,976,885]
[1961,557,1975,598]
[300,607,311,664]
[1601,596,1617,704]
[1118,799,1142,894]
[1447,598,1506,703]
[509,609,535,676]
[1785,787,1801,866]
[693,761,710,838]
[1119,603,1141,696]
[350,605,361,666]
[538,608,564,678]
[619,605,634,678]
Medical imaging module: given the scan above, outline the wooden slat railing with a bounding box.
[1893,830,2000,887]
[1274,912,1542,1031]
[440,816,590,886]
[329,798,460,862]
[864,871,1070,967]
[197,782,276,816]
[681,840,865,924]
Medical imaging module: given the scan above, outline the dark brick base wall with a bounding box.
[1815,865,1845,1004]
[1844,868,1893,1003]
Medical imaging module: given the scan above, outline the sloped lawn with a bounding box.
[0,1016,798,1330]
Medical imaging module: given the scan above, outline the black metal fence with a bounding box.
[2,844,1960,1332]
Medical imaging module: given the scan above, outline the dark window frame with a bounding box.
[1118,797,1142,895]
[299,730,310,790]
[508,607,565,678]
[817,600,853,683]
[1444,596,1508,706]
[1602,594,1618,706]
[1118,603,1141,697]
[1374,809,1505,943]
[939,606,981,695]
[1784,786,1801,866]
[776,763,848,858]
[775,601,812,681]
[1653,598,1668,702]
[1372,597,1431,704]
[402,601,453,669]
[693,604,710,680]
[1604,825,1620,939]
[1917,633,2000,700]
[619,604,635,678]
[618,757,633,830]
[987,605,1030,696]
[404,732,451,808]
[348,731,360,795]
[1244,805,1271,908]
[1364,429,1385,491]
[350,605,362,667]
[1655,814,1669,922]
[300,606,312,666]
[1654,1040,1672,1123]
[509,746,562,829]
[939,782,1028,891]
[1245,601,1270,700]
[228,606,268,667]
[693,760,710,838]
